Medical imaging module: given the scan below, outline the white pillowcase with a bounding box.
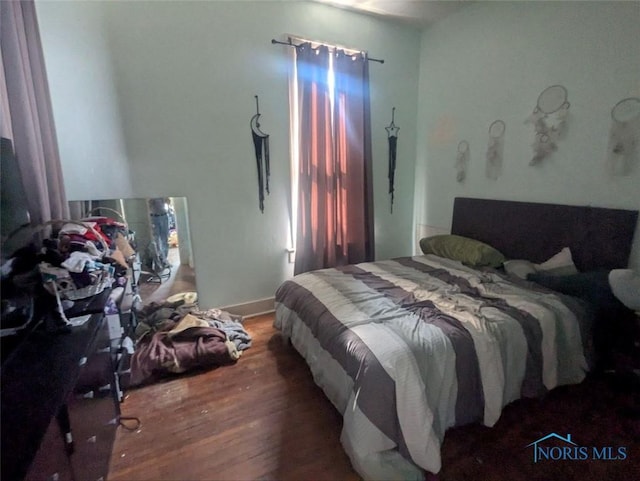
[609,269,640,311]
[535,247,579,276]
[503,260,537,279]
[504,247,579,279]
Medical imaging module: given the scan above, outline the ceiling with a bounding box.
[313,0,471,28]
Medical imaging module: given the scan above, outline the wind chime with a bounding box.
[385,107,400,213]
[250,95,270,213]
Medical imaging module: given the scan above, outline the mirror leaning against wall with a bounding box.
[68,197,197,306]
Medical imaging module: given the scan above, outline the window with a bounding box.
[289,40,374,275]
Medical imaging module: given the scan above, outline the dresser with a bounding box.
[1,288,122,481]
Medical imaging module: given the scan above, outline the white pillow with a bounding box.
[503,260,537,279]
[504,247,578,279]
[536,247,578,276]
[609,269,640,311]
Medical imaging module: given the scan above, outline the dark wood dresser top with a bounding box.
[1,300,107,480]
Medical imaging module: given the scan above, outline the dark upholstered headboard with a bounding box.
[450,197,638,272]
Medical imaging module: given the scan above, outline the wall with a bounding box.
[415,1,640,269]
[36,1,421,308]
[36,2,133,199]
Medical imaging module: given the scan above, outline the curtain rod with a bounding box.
[271,38,384,64]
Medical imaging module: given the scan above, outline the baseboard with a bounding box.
[219,297,275,318]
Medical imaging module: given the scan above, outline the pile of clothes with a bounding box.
[1,219,135,332]
[128,292,252,386]
[35,220,134,304]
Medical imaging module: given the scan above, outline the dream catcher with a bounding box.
[250,95,270,213]
[607,97,640,176]
[385,107,400,213]
[486,120,505,180]
[455,140,469,182]
[525,85,570,165]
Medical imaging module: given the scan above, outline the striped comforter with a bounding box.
[274,255,590,480]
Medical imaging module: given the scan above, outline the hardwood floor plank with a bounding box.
[109,312,640,481]
[108,314,359,481]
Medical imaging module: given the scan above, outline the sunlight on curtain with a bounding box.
[291,40,373,275]
[288,40,342,258]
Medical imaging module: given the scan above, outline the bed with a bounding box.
[273,197,638,480]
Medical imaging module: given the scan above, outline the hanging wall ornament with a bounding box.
[607,97,640,176]
[455,140,469,182]
[485,120,505,180]
[385,107,400,213]
[525,85,570,165]
[250,95,270,213]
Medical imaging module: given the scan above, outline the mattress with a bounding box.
[274,254,591,480]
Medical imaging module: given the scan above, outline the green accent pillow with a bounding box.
[419,234,506,268]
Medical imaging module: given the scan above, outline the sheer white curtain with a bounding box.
[1,0,68,226]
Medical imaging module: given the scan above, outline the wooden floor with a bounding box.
[108,313,361,481]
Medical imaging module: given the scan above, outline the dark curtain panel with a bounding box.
[1,0,68,225]
[333,50,374,264]
[294,44,374,275]
[294,44,334,275]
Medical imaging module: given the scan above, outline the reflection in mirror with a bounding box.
[68,197,196,306]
